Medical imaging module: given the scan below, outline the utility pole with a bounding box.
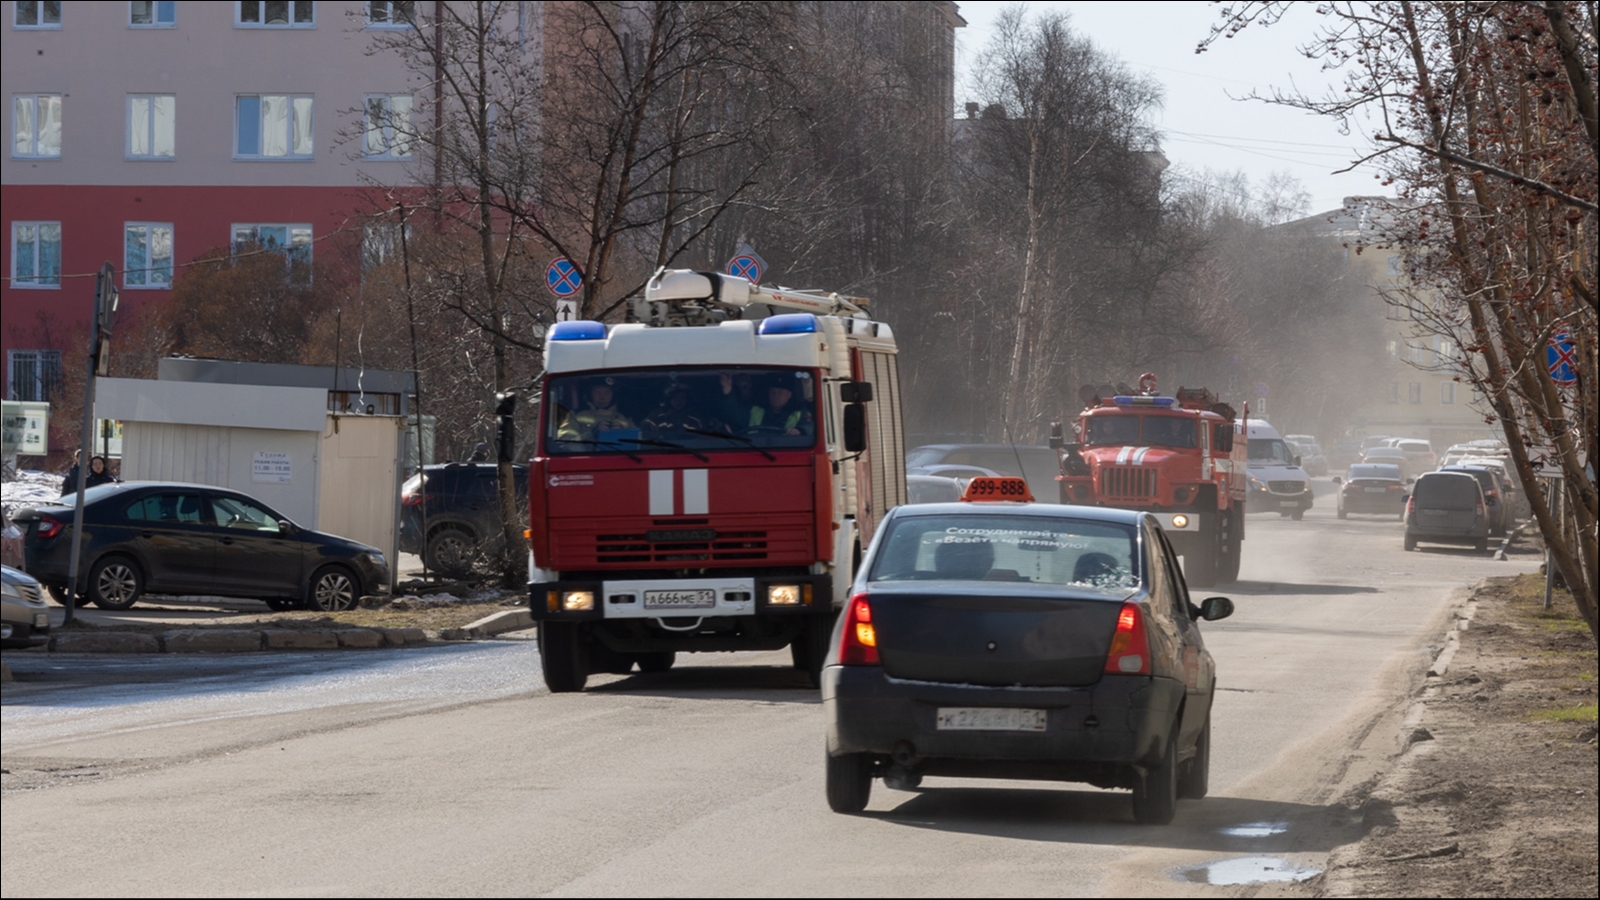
[63,263,118,624]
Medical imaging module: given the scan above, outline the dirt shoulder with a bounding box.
[1318,573,1598,898]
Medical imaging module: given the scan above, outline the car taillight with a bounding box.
[35,516,63,539]
[1103,602,1151,675]
[1476,500,1486,517]
[1406,497,1416,515]
[1387,484,1401,491]
[838,592,880,666]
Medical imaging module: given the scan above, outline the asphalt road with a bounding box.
[1,490,1538,896]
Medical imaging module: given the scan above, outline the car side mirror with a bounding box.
[1331,476,1342,484]
[1198,596,1234,621]
[843,404,867,453]
[278,520,294,535]
[1293,455,1302,468]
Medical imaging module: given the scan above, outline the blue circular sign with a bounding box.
[1547,332,1577,385]
[726,254,762,282]
[546,258,582,298]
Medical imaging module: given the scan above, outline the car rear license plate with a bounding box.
[643,589,716,610]
[936,707,1047,732]
[1365,487,1386,493]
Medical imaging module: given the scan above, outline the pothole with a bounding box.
[1178,856,1320,885]
[1219,821,1289,837]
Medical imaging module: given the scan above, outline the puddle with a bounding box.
[1179,856,1320,885]
[1219,821,1289,838]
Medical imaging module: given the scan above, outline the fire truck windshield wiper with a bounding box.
[682,427,777,461]
[551,438,643,463]
[607,436,710,463]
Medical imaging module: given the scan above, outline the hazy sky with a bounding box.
[953,1,1390,215]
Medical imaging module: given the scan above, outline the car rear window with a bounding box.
[1347,465,1400,480]
[1414,474,1481,509]
[869,514,1139,589]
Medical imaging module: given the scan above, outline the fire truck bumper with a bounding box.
[530,574,832,622]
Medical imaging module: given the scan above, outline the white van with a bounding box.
[1246,421,1314,519]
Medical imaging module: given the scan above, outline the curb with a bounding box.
[32,607,533,654]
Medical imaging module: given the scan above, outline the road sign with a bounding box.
[555,298,579,322]
[725,243,768,283]
[545,257,582,298]
[1547,332,1577,385]
[1255,382,1269,398]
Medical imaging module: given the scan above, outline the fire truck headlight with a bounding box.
[767,584,802,606]
[1171,514,1189,529]
[562,590,595,611]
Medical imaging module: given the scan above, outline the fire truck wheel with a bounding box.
[538,622,588,693]
[793,612,836,688]
[636,651,675,673]
[1185,548,1217,588]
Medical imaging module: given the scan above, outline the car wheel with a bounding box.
[1337,505,1347,520]
[1290,509,1305,521]
[1132,733,1179,825]
[791,611,837,688]
[538,621,588,693]
[264,597,301,612]
[426,527,477,579]
[89,556,144,611]
[1403,534,1417,551]
[44,582,69,605]
[825,751,873,814]
[1475,537,1489,552]
[1178,711,1211,800]
[636,651,675,673]
[306,566,361,612]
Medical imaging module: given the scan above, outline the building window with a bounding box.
[1440,380,1457,405]
[7,350,62,402]
[235,94,313,159]
[237,1,314,27]
[125,223,174,288]
[14,1,61,28]
[1436,337,1456,362]
[1386,339,1399,361]
[362,221,410,271]
[11,221,61,288]
[233,223,312,281]
[1408,382,1422,404]
[1386,254,1402,277]
[365,1,413,28]
[127,94,175,159]
[1387,382,1400,404]
[130,1,175,27]
[13,94,62,158]
[363,94,413,159]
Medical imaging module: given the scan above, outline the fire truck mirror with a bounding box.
[1048,422,1063,450]
[839,381,873,404]
[843,403,867,453]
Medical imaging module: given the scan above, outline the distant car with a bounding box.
[1361,446,1409,478]
[1,564,50,647]
[1455,456,1529,519]
[1438,465,1510,536]
[1395,439,1437,474]
[823,481,1234,824]
[1404,471,1490,552]
[13,482,390,612]
[910,463,1003,482]
[905,474,966,505]
[904,445,1060,503]
[399,463,529,578]
[1361,435,1395,451]
[1328,440,1363,472]
[1286,440,1328,477]
[1333,464,1407,519]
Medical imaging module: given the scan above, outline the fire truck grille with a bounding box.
[1268,481,1303,494]
[1100,467,1158,499]
[595,531,770,564]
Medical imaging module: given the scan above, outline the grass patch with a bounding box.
[1531,703,1600,724]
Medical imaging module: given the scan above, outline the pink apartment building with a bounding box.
[2,0,433,408]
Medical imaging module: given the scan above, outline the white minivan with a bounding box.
[1246,421,1314,519]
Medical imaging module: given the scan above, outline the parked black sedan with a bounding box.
[13,482,390,612]
[822,478,1233,824]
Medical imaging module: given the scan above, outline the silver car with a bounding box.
[2,564,51,647]
[1404,472,1490,552]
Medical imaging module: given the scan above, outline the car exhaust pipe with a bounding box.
[891,740,919,766]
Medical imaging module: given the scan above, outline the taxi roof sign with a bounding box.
[960,476,1034,503]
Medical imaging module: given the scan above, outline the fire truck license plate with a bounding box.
[643,589,716,610]
[936,708,1047,732]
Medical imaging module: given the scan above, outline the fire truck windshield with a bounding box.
[544,366,819,455]
[1083,415,1198,449]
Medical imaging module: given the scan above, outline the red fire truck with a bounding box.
[1051,375,1247,586]
[527,269,906,692]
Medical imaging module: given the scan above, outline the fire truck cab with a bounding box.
[528,269,906,692]
[1053,379,1247,587]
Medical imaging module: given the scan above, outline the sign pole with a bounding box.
[63,264,117,624]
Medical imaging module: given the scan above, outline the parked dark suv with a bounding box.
[400,464,528,577]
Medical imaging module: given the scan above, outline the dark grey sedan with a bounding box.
[14,482,390,612]
[822,492,1232,824]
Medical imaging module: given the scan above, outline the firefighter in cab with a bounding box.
[748,375,814,437]
[643,382,705,440]
[557,378,636,442]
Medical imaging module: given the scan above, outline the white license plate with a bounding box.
[1365,487,1387,493]
[1280,500,1300,508]
[643,589,716,610]
[936,707,1047,732]
[33,613,49,628]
